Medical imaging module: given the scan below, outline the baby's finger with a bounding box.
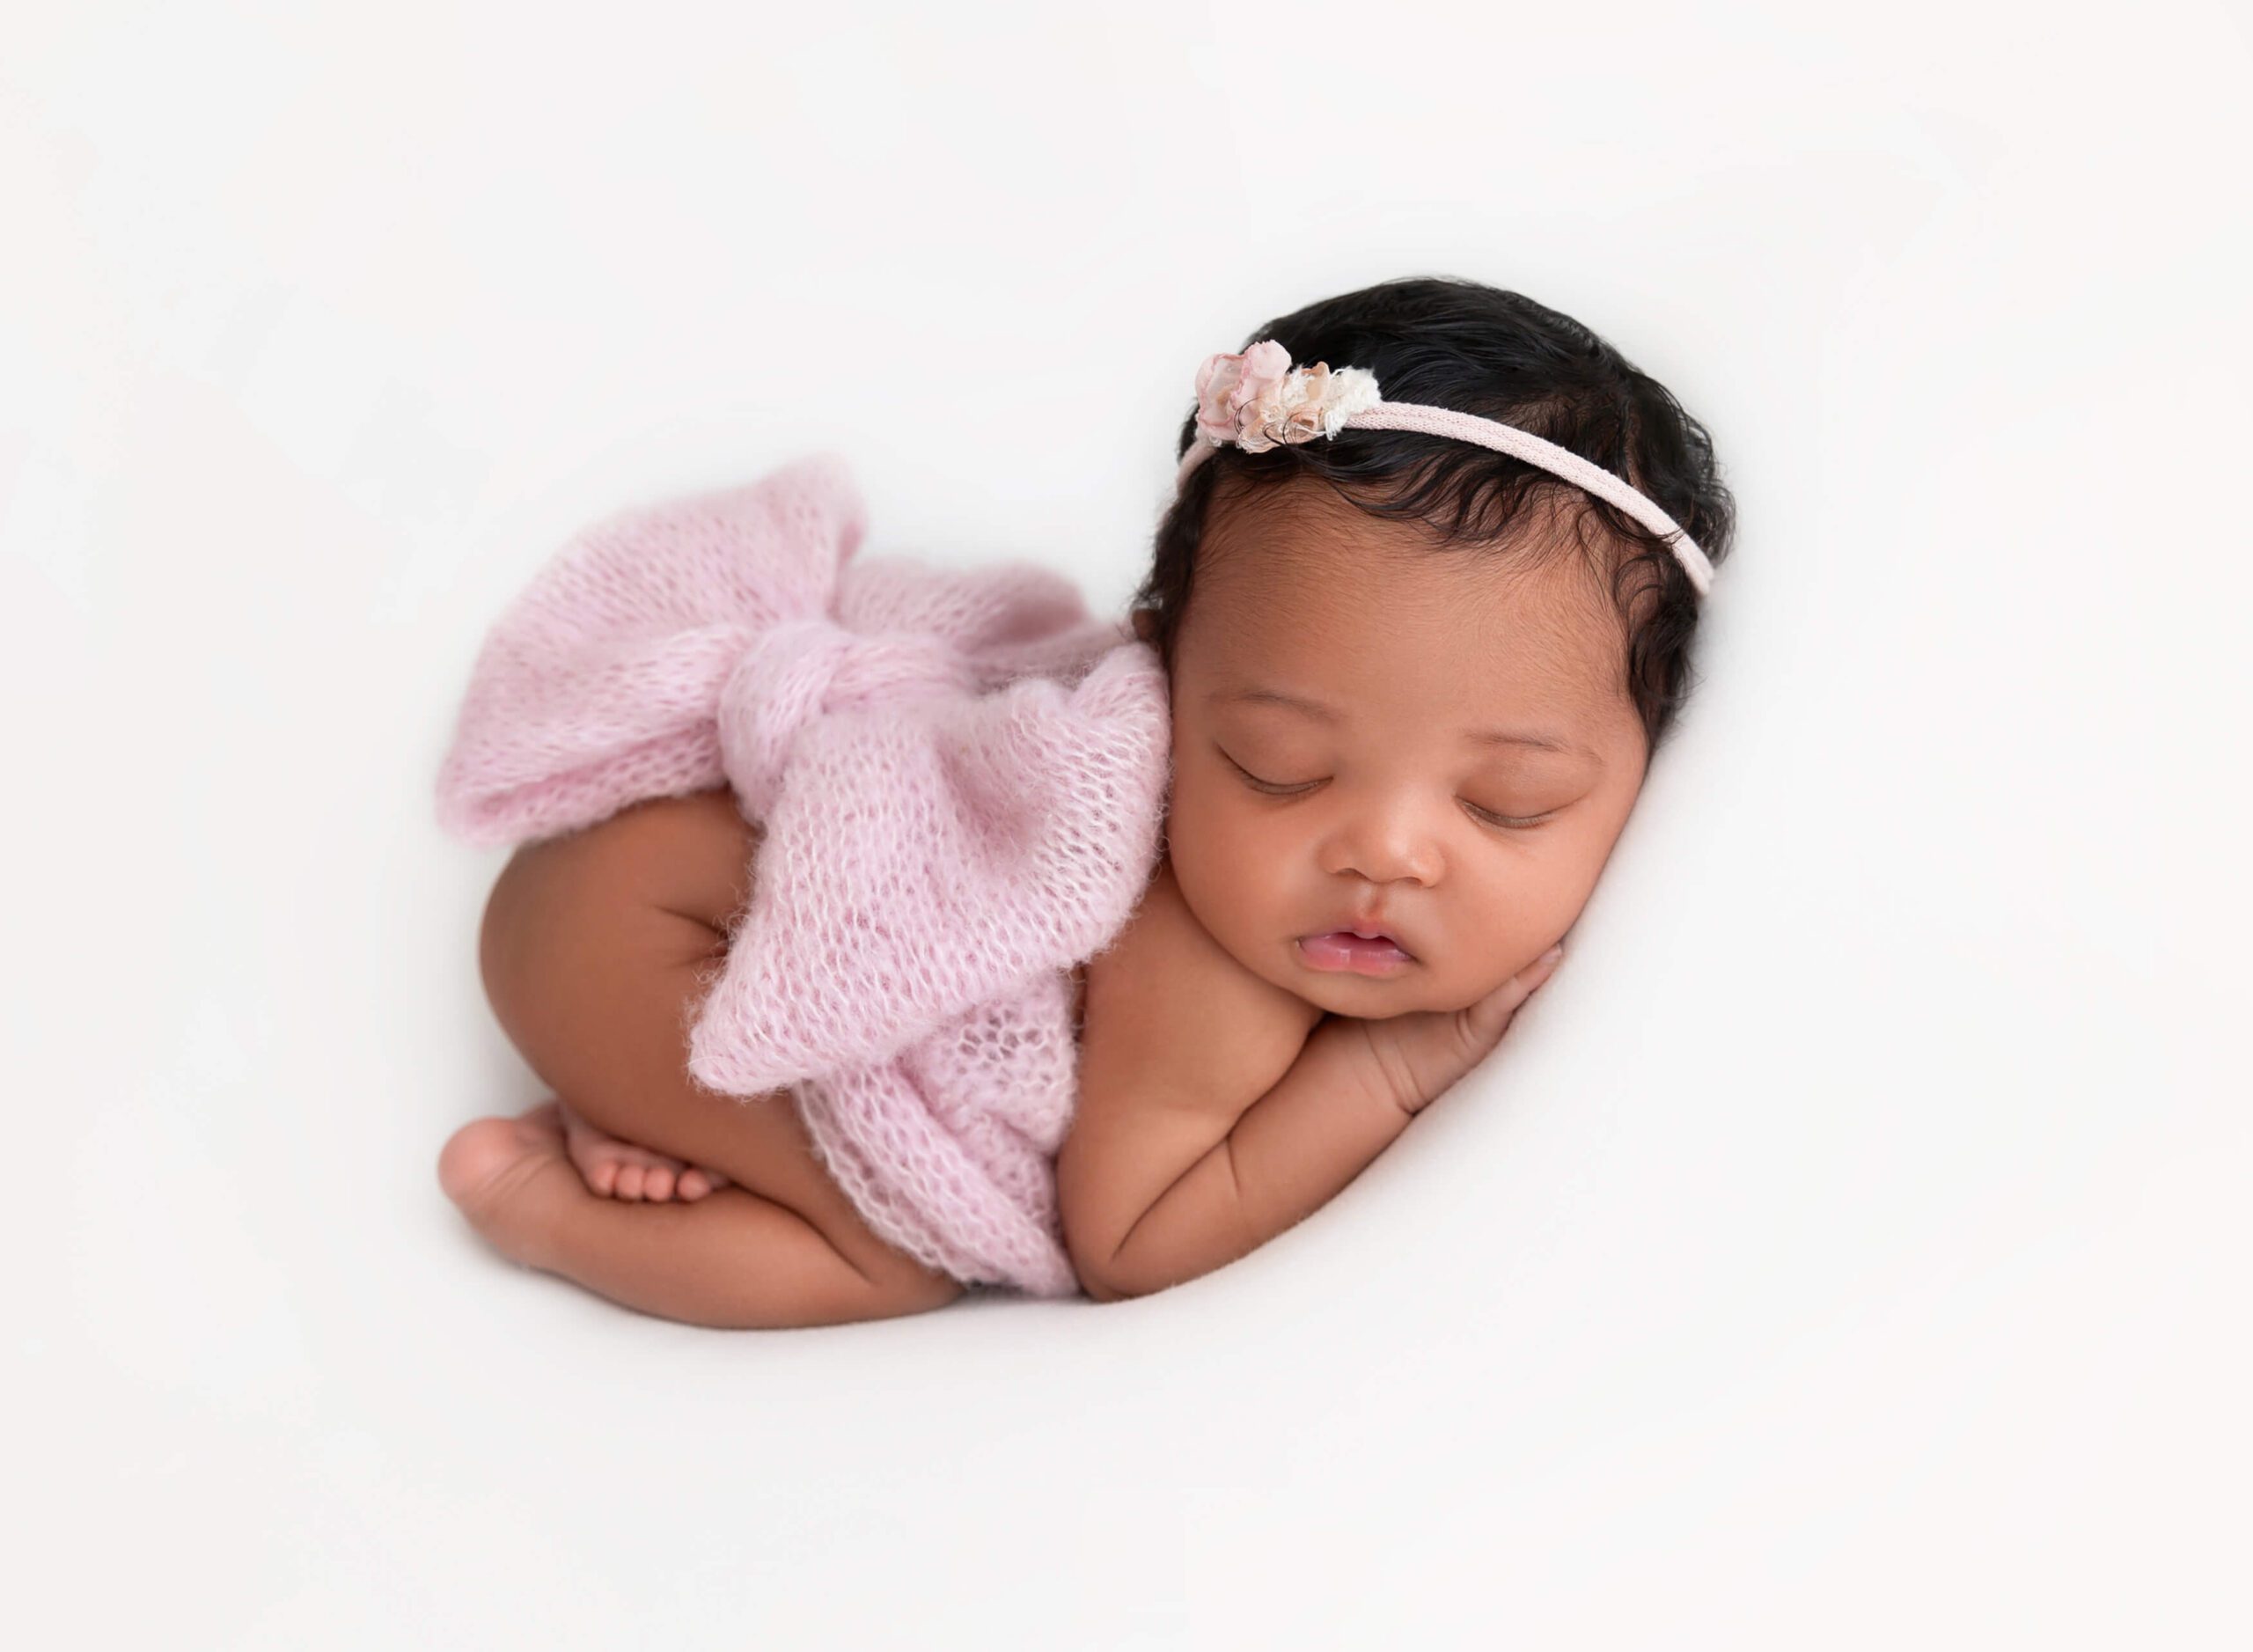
[1519,943,1565,990]
[1462,945,1565,1042]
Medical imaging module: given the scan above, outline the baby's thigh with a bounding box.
[477,789,953,1293]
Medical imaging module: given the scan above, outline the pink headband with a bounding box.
[1176,339,1715,598]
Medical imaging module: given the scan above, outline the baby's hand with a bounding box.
[1321,944,1565,1118]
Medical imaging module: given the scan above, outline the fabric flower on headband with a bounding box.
[1193,339,1383,454]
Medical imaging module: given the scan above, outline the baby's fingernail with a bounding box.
[1537,945,1564,966]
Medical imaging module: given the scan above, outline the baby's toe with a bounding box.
[681,1167,732,1200]
[561,1131,606,1186]
[643,1164,678,1201]
[563,1139,618,1197]
[614,1162,647,1201]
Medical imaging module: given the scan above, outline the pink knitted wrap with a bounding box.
[435,452,1173,1296]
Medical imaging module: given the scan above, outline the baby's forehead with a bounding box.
[1190,490,1624,694]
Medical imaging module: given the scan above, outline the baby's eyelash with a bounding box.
[1219,749,1552,828]
[1222,751,1316,796]
[1466,801,1553,830]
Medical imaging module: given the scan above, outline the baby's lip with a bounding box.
[1303,921,1416,959]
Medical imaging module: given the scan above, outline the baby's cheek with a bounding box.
[1170,800,1281,935]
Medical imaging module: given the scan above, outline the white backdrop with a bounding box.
[8,3,2247,1646]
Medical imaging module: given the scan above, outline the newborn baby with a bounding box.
[437,273,1735,1325]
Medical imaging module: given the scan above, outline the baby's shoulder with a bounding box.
[1072,857,1321,1111]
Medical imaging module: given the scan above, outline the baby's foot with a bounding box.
[437,1100,583,1269]
[554,1097,730,1203]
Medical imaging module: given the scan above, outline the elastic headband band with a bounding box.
[1174,339,1714,598]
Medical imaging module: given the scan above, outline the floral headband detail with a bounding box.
[1178,338,1715,598]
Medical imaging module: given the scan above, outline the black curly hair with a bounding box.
[1133,275,1736,753]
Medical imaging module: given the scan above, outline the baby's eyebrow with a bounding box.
[1209,686,1593,757]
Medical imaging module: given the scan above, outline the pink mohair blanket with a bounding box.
[435,452,1173,1297]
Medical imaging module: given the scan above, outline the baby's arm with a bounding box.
[1058,860,1563,1302]
[1063,851,1316,1297]
[1058,858,1320,1300]
[1061,857,1420,1300]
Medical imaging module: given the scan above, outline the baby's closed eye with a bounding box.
[1214,745,1566,828]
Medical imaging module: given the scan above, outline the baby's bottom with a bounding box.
[437,789,966,1328]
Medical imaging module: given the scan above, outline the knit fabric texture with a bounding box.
[435,452,1173,1296]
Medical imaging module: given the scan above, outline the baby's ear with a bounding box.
[1128,608,1157,646]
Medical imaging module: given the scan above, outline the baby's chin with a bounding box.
[1295,976,1474,1021]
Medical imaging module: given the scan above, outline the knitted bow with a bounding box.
[435,452,1174,1090]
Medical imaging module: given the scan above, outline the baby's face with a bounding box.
[1158,476,1651,1019]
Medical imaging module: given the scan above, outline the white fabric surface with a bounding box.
[8,4,2246,1646]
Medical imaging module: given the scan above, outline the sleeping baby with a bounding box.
[434,273,1736,1326]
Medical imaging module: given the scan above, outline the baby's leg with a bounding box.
[441,1102,947,1327]
[441,789,965,1328]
